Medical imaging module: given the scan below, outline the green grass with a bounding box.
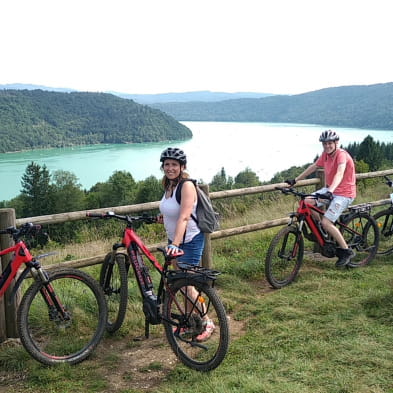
[2,184,393,393]
[2,230,392,393]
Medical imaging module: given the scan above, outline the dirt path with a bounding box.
[0,314,245,393]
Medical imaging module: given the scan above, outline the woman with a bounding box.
[158,147,214,341]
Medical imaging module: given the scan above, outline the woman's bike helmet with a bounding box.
[160,147,187,165]
[319,130,339,142]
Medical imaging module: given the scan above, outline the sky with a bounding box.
[1,0,393,96]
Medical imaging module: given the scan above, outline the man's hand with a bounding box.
[285,179,296,187]
[318,191,333,201]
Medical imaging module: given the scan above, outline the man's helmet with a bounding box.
[160,147,187,165]
[319,129,339,142]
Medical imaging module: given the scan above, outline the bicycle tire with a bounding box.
[265,225,304,289]
[340,211,379,267]
[99,252,129,333]
[17,268,107,365]
[373,208,393,255]
[162,277,229,372]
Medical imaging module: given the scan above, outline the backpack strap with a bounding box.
[175,179,199,226]
[175,178,197,204]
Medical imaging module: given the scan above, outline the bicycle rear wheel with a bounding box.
[17,268,107,365]
[373,208,393,255]
[100,252,129,333]
[265,225,304,289]
[340,211,379,267]
[163,278,229,372]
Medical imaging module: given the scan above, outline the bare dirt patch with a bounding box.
[95,315,245,392]
[0,315,245,393]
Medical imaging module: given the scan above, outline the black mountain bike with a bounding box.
[373,175,393,255]
[0,223,107,365]
[265,187,379,288]
[87,212,229,372]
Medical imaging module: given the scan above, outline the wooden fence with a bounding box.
[1,168,393,341]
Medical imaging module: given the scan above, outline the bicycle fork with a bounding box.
[30,262,71,325]
[280,223,303,260]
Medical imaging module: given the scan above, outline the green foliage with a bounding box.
[0,89,192,153]
[20,162,54,216]
[233,167,260,188]
[347,135,393,171]
[134,175,163,204]
[210,167,234,191]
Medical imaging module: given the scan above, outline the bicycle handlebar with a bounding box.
[275,186,332,200]
[86,211,157,224]
[0,223,42,241]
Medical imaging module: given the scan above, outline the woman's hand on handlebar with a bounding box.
[165,244,184,258]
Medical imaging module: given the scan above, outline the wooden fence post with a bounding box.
[0,208,18,341]
[199,184,213,269]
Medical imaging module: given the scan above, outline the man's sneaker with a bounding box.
[196,319,215,342]
[335,248,355,268]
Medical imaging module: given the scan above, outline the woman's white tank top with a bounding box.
[159,184,200,243]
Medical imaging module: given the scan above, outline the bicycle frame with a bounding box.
[284,187,367,255]
[0,241,39,298]
[294,198,327,246]
[0,235,67,317]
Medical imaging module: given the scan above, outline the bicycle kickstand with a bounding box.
[132,319,150,341]
[144,318,150,339]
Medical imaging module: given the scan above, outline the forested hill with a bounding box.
[151,82,393,130]
[0,90,192,153]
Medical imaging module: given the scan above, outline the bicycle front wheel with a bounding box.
[340,211,379,267]
[163,278,229,372]
[100,252,129,333]
[17,268,107,365]
[373,208,393,255]
[265,225,304,289]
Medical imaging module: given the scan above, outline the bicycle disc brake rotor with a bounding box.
[177,314,204,338]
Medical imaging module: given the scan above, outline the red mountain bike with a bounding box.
[86,211,229,372]
[373,175,393,255]
[0,223,107,365]
[265,187,379,289]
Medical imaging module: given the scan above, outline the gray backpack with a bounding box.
[175,179,219,233]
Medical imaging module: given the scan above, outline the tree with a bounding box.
[234,167,260,188]
[356,135,382,171]
[20,162,53,216]
[210,167,233,191]
[52,170,86,213]
[134,176,162,204]
[91,170,137,208]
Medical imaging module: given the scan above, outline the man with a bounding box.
[286,130,356,267]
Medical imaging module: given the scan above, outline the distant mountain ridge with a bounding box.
[0,84,273,104]
[2,82,393,132]
[150,82,393,130]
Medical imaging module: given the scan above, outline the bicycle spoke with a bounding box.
[341,212,379,267]
[374,209,393,255]
[163,278,229,371]
[265,226,304,288]
[18,269,107,365]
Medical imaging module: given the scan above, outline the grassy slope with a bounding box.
[0,184,392,393]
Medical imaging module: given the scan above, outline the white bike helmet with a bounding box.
[319,130,339,142]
